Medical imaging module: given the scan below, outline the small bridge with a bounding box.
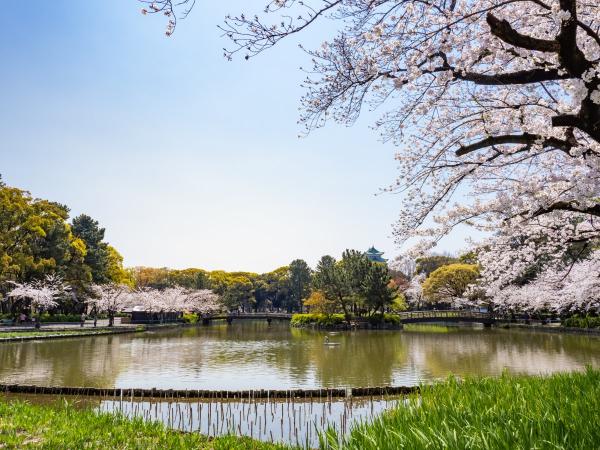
[201,310,494,326]
[398,310,495,326]
[202,313,292,325]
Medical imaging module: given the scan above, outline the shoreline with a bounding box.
[2,319,599,342]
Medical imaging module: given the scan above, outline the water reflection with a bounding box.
[99,396,397,448]
[0,322,599,389]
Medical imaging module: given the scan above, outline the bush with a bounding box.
[182,313,199,324]
[291,313,346,327]
[562,314,600,329]
[38,313,81,323]
[366,313,400,325]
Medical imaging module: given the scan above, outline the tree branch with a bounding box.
[531,201,600,218]
[456,133,570,156]
[487,13,559,52]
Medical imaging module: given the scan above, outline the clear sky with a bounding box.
[0,1,474,273]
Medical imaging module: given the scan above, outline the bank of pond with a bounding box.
[1,369,598,449]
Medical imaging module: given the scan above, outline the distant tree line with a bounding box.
[0,177,407,319]
[131,259,312,314]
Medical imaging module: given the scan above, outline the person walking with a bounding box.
[80,312,86,328]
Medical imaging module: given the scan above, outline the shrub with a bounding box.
[563,314,600,329]
[182,313,199,324]
[291,313,346,327]
[39,313,81,323]
[367,313,400,325]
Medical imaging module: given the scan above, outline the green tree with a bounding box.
[303,290,337,315]
[287,259,312,312]
[72,214,110,284]
[422,264,480,304]
[313,255,353,322]
[106,246,134,287]
[415,255,458,277]
[0,180,90,292]
[169,268,210,289]
[362,262,399,317]
[222,276,254,312]
[256,267,289,311]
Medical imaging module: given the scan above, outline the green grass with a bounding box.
[0,330,122,340]
[0,399,286,449]
[321,368,600,449]
[1,371,598,449]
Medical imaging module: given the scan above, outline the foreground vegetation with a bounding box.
[1,370,598,449]
[322,368,600,449]
[0,399,285,450]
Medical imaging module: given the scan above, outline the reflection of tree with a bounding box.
[403,328,600,379]
[0,335,126,387]
[308,331,408,387]
[1,324,599,391]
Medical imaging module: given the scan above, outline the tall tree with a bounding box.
[72,214,110,284]
[362,263,399,317]
[313,255,353,321]
[287,259,312,312]
[0,179,90,292]
[105,246,134,287]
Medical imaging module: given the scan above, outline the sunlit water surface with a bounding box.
[2,322,599,446]
[1,321,599,389]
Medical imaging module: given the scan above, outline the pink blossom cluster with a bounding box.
[6,275,70,311]
[87,284,222,315]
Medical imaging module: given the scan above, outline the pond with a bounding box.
[1,321,599,389]
[2,321,600,447]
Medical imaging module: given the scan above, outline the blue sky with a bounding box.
[0,1,473,272]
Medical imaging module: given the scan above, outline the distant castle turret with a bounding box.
[366,246,387,263]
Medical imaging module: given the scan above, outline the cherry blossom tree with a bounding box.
[129,287,222,322]
[6,274,70,315]
[490,251,600,313]
[88,284,132,327]
[185,289,222,315]
[404,273,426,309]
[143,0,599,311]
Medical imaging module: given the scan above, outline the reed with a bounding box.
[320,368,600,449]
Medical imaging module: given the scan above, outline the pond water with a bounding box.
[1,321,599,390]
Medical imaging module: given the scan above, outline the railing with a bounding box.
[204,310,493,323]
[205,312,293,320]
[398,310,494,322]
